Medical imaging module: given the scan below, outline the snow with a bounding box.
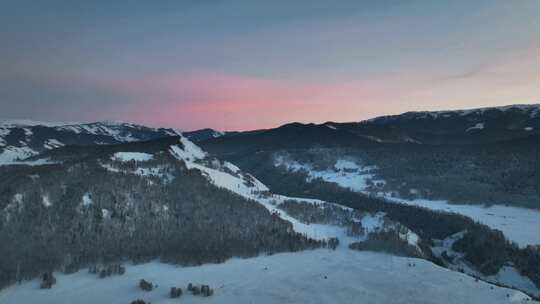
[381,195,540,247]
[170,140,355,242]
[488,266,540,297]
[0,119,74,127]
[82,193,93,206]
[171,141,414,247]
[42,195,52,207]
[170,140,206,163]
[102,159,173,183]
[3,194,24,219]
[57,125,82,134]
[0,135,536,303]
[43,139,64,150]
[0,127,10,146]
[213,130,225,137]
[466,122,485,132]
[0,250,534,304]
[362,104,540,124]
[0,157,56,166]
[431,231,540,297]
[134,167,174,183]
[274,157,382,192]
[55,122,151,143]
[100,163,121,173]
[169,140,410,246]
[13,194,23,204]
[404,137,422,144]
[275,157,540,247]
[0,146,39,165]
[112,152,154,162]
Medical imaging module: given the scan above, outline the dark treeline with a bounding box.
[270,145,540,209]
[0,152,321,289]
[349,231,421,258]
[278,199,360,227]
[359,142,540,210]
[208,150,540,288]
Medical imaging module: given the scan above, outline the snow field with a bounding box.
[0,250,534,304]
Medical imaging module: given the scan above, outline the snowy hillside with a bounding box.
[0,250,534,304]
[168,136,402,245]
[0,121,176,164]
[157,136,540,296]
[352,103,540,144]
[365,104,540,123]
[183,128,226,142]
[274,156,540,247]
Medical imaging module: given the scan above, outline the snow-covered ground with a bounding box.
[0,250,534,304]
[112,152,154,162]
[432,231,540,297]
[382,195,540,247]
[275,158,540,247]
[170,143,356,242]
[466,122,485,132]
[171,142,421,250]
[488,266,540,298]
[274,156,384,192]
[0,146,39,164]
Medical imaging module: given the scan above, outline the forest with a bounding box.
[0,148,322,289]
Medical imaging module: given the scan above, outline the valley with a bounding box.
[1,105,540,303]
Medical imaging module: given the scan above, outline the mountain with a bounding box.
[1,106,540,301]
[329,103,540,145]
[1,127,538,300]
[183,128,226,142]
[0,121,177,164]
[198,104,540,146]
[198,104,540,210]
[0,134,326,289]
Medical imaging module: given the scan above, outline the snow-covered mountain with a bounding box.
[190,104,540,145]
[198,104,540,210]
[0,120,177,164]
[183,128,226,142]
[350,103,540,144]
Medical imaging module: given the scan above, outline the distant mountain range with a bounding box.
[0,121,177,164]
[194,104,540,210]
[187,103,540,145]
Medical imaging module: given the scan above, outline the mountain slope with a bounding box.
[335,103,540,145]
[0,135,324,289]
[196,103,540,146]
[0,121,176,164]
[1,250,535,304]
[199,105,540,210]
[183,128,225,142]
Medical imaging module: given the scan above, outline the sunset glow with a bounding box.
[2,1,539,130]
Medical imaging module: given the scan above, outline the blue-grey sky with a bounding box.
[2,0,540,130]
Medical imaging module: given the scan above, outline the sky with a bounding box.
[1,0,540,131]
